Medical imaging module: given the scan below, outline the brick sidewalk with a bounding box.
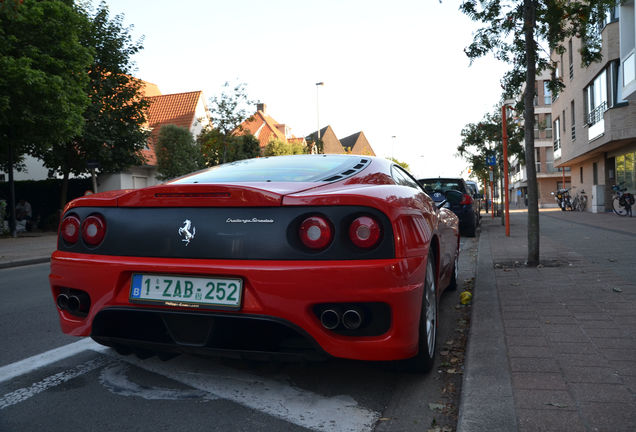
[460,212,636,432]
[0,232,57,268]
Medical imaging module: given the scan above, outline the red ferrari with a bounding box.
[50,155,459,372]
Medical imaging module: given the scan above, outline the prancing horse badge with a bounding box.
[178,219,196,246]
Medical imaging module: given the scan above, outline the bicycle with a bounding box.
[571,189,588,212]
[611,183,635,217]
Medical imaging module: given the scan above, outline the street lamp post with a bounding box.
[315,82,324,140]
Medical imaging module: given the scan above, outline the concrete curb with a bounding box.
[456,224,517,432]
[0,257,50,270]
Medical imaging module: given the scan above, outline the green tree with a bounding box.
[38,2,150,208]
[208,81,255,163]
[0,0,92,234]
[263,138,306,156]
[458,107,524,186]
[460,0,620,265]
[155,125,201,180]
[387,157,411,172]
[198,129,260,166]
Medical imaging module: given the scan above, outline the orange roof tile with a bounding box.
[141,91,203,166]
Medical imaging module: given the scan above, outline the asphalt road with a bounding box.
[0,236,478,432]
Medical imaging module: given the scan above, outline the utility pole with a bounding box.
[315,82,324,140]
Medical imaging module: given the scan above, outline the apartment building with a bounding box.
[551,3,636,212]
[510,70,570,208]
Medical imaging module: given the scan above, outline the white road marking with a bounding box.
[108,353,380,432]
[0,357,110,410]
[2,339,380,432]
[0,338,107,384]
[99,361,217,401]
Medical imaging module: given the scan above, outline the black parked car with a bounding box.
[418,177,479,237]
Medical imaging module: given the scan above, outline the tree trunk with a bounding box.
[60,170,70,214]
[7,139,17,238]
[524,0,540,266]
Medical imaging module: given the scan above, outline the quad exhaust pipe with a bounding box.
[56,290,90,315]
[320,307,363,330]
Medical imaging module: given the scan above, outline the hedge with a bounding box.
[0,178,93,231]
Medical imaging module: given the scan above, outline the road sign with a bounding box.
[486,155,496,166]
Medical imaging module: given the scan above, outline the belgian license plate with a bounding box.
[130,273,242,310]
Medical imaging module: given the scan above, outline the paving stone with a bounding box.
[556,353,609,368]
[568,383,632,403]
[505,319,542,328]
[516,408,586,432]
[511,372,567,390]
[509,358,561,373]
[506,335,548,347]
[505,327,545,337]
[561,366,623,384]
[508,346,554,358]
[579,402,636,432]
[549,342,599,354]
[514,389,576,411]
[591,337,635,349]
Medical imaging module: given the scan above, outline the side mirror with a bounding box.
[550,192,555,196]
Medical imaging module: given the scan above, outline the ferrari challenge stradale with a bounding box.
[50,154,460,372]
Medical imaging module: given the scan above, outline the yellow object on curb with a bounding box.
[460,291,472,305]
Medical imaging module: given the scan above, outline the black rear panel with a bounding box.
[59,206,394,260]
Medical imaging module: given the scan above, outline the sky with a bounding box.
[103,0,510,178]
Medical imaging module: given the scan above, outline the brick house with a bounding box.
[550,4,636,212]
[98,85,210,191]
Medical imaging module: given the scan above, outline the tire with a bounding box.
[398,250,437,373]
[613,197,629,216]
[462,213,477,237]
[447,251,459,291]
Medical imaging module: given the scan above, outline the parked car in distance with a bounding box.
[50,154,460,373]
[418,177,479,237]
[465,180,483,216]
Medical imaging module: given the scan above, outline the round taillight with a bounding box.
[299,216,333,250]
[82,214,106,246]
[349,216,381,249]
[60,215,81,244]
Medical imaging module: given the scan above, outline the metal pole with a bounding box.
[316,82,323,140]
[502,104,510,236]
[490,167,494,219]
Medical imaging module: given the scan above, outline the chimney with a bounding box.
[257,103,267,113]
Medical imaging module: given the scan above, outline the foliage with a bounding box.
[37,1,150,206]
[263,138,306,156]
[457,107,524,183]
[460,0,619,265]
[387,157,410,172]
[0,0,92,164]
[209,81,255,136]
[155,125,201,180]
[198,129,260,167]
[460,0,620,97]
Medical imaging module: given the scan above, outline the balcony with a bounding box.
[585,101,607,141]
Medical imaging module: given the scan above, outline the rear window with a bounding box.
[172,155,370,183]
[418,178,467,194]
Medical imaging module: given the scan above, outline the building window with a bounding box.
[615,152,636,192]
[580,166,583,183]
[534,114,540,136]
[568,39,574,79]
[584,69,608,126]
[554,117,561,159]
[570,100,576,141]
[543,81,552,105]
[536,148,541,173]
[545,113,552,139]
